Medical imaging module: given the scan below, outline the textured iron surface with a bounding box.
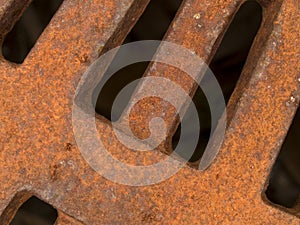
[0,0,300,224]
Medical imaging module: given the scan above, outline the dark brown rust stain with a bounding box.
[64,143,73,152]
[0,0,300,224]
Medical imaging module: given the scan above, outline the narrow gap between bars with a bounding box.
[94,0,184,121]
[0,191,57,225]
[173,0,263,164]
[1,0,64,64]
[264,106,300,217]
[8,196,58,225]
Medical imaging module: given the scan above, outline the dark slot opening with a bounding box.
[9,196,58,225]
[265,107,300,213]
[172,1,263,162]
[2,0,64,64]
[95,0,183,121]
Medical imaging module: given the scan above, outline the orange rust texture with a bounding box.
[0,0,300,224]
[119,0,244,142]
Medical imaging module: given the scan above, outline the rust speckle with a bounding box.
[64,143,73,152]
[141,207,162,223]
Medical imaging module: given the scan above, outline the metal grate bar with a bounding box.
[0,0,151,223]
[118,0,244,151]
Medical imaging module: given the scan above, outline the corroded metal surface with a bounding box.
[55,211,84,225]
[0,0,300,224]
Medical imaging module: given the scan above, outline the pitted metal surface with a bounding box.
[0,0,300,224]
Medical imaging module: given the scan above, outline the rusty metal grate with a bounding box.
[1,0,300,224]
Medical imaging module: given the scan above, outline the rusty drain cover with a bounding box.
[1,0,300,224]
